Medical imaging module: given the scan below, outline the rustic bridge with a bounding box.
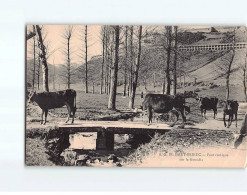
[178,42,247,51]
[60,121,172,150]
[27,121,172,151]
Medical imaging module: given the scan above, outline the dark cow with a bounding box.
[198,97,218,119]
[28,89,76,125]
[142,94,187,128]
[223,100,239,128]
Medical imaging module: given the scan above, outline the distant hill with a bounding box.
[26,26,247,100]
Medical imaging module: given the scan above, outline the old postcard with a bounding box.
[25,25,247,167]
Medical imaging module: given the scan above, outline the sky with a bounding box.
[26,25,213,65]
[26,25,102,65]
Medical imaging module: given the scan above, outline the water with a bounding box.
[69,133,131,150]
[69,133,97,150]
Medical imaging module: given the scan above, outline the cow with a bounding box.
[142,94,187,128]
[198,97,218,119]
[223,100,238,128]
[28,89,76,125]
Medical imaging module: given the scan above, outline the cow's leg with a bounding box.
[227,114,230,128]
[65,103,71,123]
[40,110,44,124]
[71,107,76,124]
[213,109,216,119]
[200,107,203,117]
[178,108,186,128]
[223,112,227,127]
[147,106,152,125]
[235,113,238,127]
[43,109,48,125]
[230,114,234,127]
[228,114,232,128]
[168,111,178,127]
[202,109,206,119]
[156,114,159,124]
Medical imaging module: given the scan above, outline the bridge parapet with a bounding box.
[178,42,247,51]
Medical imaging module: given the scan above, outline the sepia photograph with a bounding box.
[25,25,247,167]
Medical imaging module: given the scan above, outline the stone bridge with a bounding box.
[26,121,172,151]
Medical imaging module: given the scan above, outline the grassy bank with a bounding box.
[26,138,55,166]
[123,129,235,167]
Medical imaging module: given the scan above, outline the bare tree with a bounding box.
[164,26,172,95]
[100,26,106,94]
[36,25,49,92]
[171,26,178,95]
[237,29,247,101]
[105,29,110,94]
[215,28,236,101]
[128,26,134,96]
[109,37,114,94]
[129,25,142,109]
[32,25,36,90]
[108,26,120,110]
[225,28,236,101]
[26,28,36,41]
[61,25,74,89]
[36,51,41,90]
[85,25,88,93]
[106,28,115,95]
[101,27,113,95]
[241,51,247,101]
[123,26,128,96]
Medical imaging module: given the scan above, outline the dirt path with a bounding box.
[26,103,247,134]
[187,103,247,133]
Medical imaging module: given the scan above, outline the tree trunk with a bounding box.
[226,51,234,101]
[128,26,134,97]
[36,25,49,92]
[183,74,185,90]
[162,76,165,94]
[53,60,56,90]
[144,75,147,92]
[108,45,113,94]
[123,26,128,96]
[129,26,142,109]
[153,72,156,89]
[243,52,247,101]
[85,25,88,93]
[26,30,36,40]
[226,28,236,101]
[92,82,95,94]
[37,53,40,90]
[243,69,247,101]
[171,26,178,95]
[100,29,105,94]
[63,26,73,90]
[32,25,36,90]
[108,26,120,110]
[165,26,172,95]
[179,71,182,87]
[105,31,109,94]
[67,37,71,89]
[105,55,109,94]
